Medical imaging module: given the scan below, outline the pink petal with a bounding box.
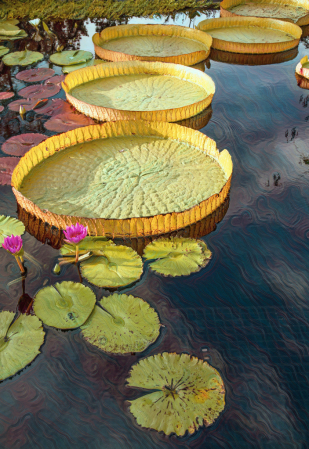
[35,98,73,116]
[16,68,55,83]
[0,157,20,185]
[18,84,61,100]
[0,92,14,100]
[44,112,95,133]
[44,75,65,85]
[2,133,48,156]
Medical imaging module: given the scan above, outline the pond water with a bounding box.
[1,10,309,449]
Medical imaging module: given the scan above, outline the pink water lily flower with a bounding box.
[63,223,88,244]
[2,235,23,254]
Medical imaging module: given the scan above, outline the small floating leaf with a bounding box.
[44,112,95,132]
[50,50,92,66]
[127,352,225,436]
[0,311,45,381]
[33,281,96,330]
[81,293,160,354]
[2,50,43,66]
[0,157,19,186]
[8,99,37,112]
[0,21,23,37]
[0,30,27,41]
[0,46,9,58]
[16,68,55,83]
[80,245,143,288]
[0,91,14,100]
[60,236,114,256]
[62,59,105,74]
[143,237,212,277]
[33,98,73,116]
[2,133,47,157]
[18,83,60,99]
[0,214,25,244]
[44,74,65,85]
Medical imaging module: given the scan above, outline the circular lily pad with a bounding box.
[0,91,14,100]
[2,50,44,66]
[127,352,225,436]
[16,68,55,83]
[0,106,3,113]
[81,293,160,354]
[143,237,212,277]
[60,236,115,256]
[80,245,143,288]
[62,59,105,74]
[0,31,27,41]
[0,46,9,58]
[33,281,96,330]
[2,133,48,156]
[50,50,93,66]
[8,99,37,112]
[0,21,23,37]
[0,214,25,244]
[0,157,19,185]
[0,311,45,381]
[44,74,65,85]
[34,98,73,116]
[19,83,61,99]
[44,112,95,132]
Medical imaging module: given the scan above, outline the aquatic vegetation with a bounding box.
[0,216,24,248]
[33,281,96,330]
[9,99,38,112]
[63,223,88,263]
[143,237,212,277]
[0,20,27,41]
[0,46,9,57]
[0,311,45,381]
[33,98,73,116]
[80,245,143,288]
[44,112,95,132]
[50,50,93,66]
[0,91,14,99]
[2,50,44,66]
[0,106,4,113]
[18,83,61,99]
[81,293,160,354]
[62,59,106,74]
[45,74,65,85]
[296,55,309,79]
[2,234,25,273]
[16,67,55,82]
[60,236,115,264]
[0,157,19,185]
[2,133,47,156]
[127,352,225,436]
[29,19,41,28]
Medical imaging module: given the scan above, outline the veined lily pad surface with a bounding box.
[33,281,96,330]
[0,311,45,381]
[143,237,212,277]
[0,214,25,244]
[81,293,160,354]
[50,50,93,66]
[80,245,143,288]
[2,50,43,66]
[127,352,225,436]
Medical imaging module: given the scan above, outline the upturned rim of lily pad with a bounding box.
[0,214,25,245]
[81,293,161,355]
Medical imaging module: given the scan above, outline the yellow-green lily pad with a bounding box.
[0,311,45,381]
[81,293,160,354]
[62,59,106,74]
[0,30,27,41]
[80,245,143,288]
[50,50,93,67]
[0,46,9,58]
[143,237,212,277]
[0,214,25,245]
[60,236,115,257]
[2,50,44,66]
[0,21,23,36]
[33,281,96,330]
[127,352,225,436]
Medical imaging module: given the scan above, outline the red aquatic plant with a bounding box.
[44,112,95,132]
[0,92,14,100]
[0,157,20,185]
[2,133,48,156]
[16,68,55,83]
[18,83,61,99]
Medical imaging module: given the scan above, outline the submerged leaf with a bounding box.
[81,293,160,354]
[2,50,43,66]
[16,67,55,83]
[143,237,212,277]
[0,311,45,381]
[18,83,60,99]
[127,352,225,436]
[80,245,143,288]
[2,133,47,156]
[33,281,96,330]
[62,59,105,73]
[50,50,93,66]
[0,214,25,244]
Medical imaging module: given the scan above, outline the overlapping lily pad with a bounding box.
[0,157,19,185]
[44,74,65,85]
[34,98,73,116]
[44,112,95,132]
[0,91,14,100]
[0,46,9,58]
[33,281,96,330]
[81,293,160,354]
[50,50,93,66]
[2,50,44,66]
[0,214,25,244]
[80,245,143,288]
[16,68,55,83]
[8,99,38,112]
[62,59,105,74]
[19,83,60,99]
[2,133,47,156]
[60,236,114,256]
[0,311,45,381]
[127,352,225,436]
[0,21,27,41]
[143,237,212,277]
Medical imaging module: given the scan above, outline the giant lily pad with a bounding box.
[0,311,45,381]
[16,67,55,82]
[33,281,96,330]
[81,293,160,354]
[50,50,93,66]
[80,245,143,288]
[127,352,225,436]
[2,133,47,156]
[2,50,44,66]
[0,46,9,58]
[44,112,95,132]
[62,59,105,74]
[143,237,212,277]
[19,83,60,99]
[0,157,19,185]
[0,214,25,244]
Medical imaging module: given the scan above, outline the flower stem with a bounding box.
[15,255,25,274]
[76,263,83,283]
[75,245,79,264]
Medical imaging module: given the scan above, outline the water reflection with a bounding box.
[210,47,299,66]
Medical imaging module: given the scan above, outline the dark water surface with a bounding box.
[1,12,309,449]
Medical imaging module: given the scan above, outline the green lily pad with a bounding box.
[0,30,27,41]
[2,50,44,66]
[33,281,96,330]
[0,214,25,245]
[0,311,45,381]
[127,352,225,436]
[81,293,160,354]
[80,245,143,288]
[62,59,106,73]
[143,237,212,277]
[0,46,9,58]
[60,236,115,256]
[0,21,23,36]
[50,50,93,67]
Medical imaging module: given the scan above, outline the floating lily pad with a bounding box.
[80,245,143,288]
[143,237,211,277]
[44,112,95,132]
[60,236,114,256]
[34,98,73,116]
[16,68,55,82]
[33,281,96,330]
[0,30,27,41]
[0,91,14,100]
[0,214,25,244]
[50,50,93,66]
[0,106,3,113]
[2,133,47,157]
[8,99,37,112]
[0,157,19,185]
[0,46,9,58]
[2,50,44,66]
[0,311,45,381]
[19,83,60,99]
[127,352,225,436]
[62,59,105,74]
[44,74,65,85]
[81,293,160,354]
[0,21,23,37]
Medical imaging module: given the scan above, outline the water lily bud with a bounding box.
[29,18,40,28]
[57,45,64,52]
[19,104,26,120]
[53,263,61,275]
